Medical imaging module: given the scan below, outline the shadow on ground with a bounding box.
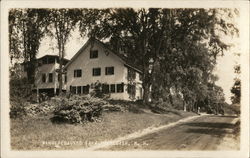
[209,115,238,118]
[183,117,236,137]
[184,128,229,137]
[184,122,234,129]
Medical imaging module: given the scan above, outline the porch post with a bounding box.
[36,87,39,103]
[54,58,57,95]
[54,73,57,95]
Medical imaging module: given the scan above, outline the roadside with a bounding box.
[84,114,201,151]
[216,118,240,150]
[98,115,240,151]
[11,110,196,150]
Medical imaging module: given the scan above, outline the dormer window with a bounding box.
[90,50,98,59]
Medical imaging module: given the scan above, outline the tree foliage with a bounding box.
[79,8,238,110]
[231,65,241,104]
[9,8,239,114]
[9,9,50,83]
[47,9,82,94]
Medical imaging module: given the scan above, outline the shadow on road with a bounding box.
[183,121,235,137]
[209,115,238,118]
[184,128,229,137]
[184,122,234,129]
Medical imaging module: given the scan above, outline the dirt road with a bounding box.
[101,115,240,150]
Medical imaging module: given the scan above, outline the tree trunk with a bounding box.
[26,60,36,84]
[58,57,63,95]
[166,88,173,106]
[143,83,150,104]
[183,101,187,112]
[58,48,63,95]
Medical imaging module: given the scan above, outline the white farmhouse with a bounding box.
[64,38,143,100]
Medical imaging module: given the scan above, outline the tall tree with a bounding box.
[48,9,81,94]
[80,8,174,103]
[80,8,238,104]
[9,9,50,83]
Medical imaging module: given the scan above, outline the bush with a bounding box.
[106,99,145,113]
[9,78,32,118]
[89,81,110,99]
[223,103,240,115]
[10,78,32,101]
[150,101,181,115]
[10,101,27,119]
[51,95,107,124]
[103,104,127,112]
[24,101,59,117]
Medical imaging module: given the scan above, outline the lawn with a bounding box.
[11,111,195,150]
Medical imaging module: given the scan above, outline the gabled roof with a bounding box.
[64,38,142,74]
[37,55,69,64]
[21,55,70,66]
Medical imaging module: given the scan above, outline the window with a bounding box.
[42,74,46,83]
[93,68,101,76]
[90,50,98,59]
[74,69,82,77]
[48,57,55,64]
[70,86,76,94]
[128,68,136,80]
[65,75,67,83]
[38,61,42,67]
[139,87,143,99]
[82,85,90,94]
[117,83,124,93]
[128,84,136,98]
[77,86,82,94]
[139,74,143,81]
[102,84,109,93]
[49,73,53,82]
[42,58,47,64]
[120,45,125,52]
[110,84,116,93]
[105,67,114,75]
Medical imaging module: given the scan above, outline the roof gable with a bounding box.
[64,38,142,74]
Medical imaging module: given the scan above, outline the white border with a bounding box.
[1,1,249,158]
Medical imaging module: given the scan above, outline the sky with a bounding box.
[214,50,239,104]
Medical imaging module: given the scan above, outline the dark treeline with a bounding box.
[9,8,239,113]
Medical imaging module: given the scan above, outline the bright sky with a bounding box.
[214,49,240,104]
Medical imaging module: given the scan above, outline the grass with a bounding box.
[11,111,195,150]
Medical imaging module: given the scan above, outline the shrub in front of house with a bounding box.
[105,99,145,113]
[24,101,59,117]
[89,81,111,99]
[10,101,27,119]
[51,95,107,124]
[9,78,33,119]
